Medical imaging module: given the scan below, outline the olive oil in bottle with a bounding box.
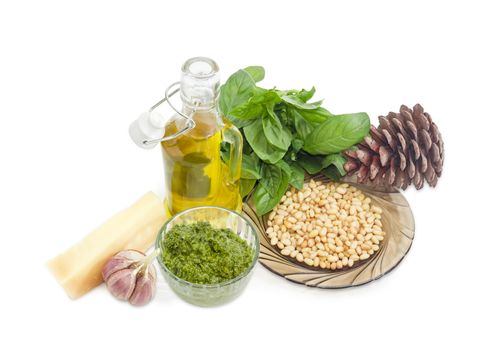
[161,58,243,215]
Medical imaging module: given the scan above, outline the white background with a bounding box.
[1,0,478,349]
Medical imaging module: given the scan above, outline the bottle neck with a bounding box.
[180,57,220,113]
[182,104,218,116]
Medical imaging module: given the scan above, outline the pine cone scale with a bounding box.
[430,123,440,143]
[370,125,386,143]
[378,146,391,166]
[411,139,421,160]
[397,133,407,150]
[405,120,418,140]
[364,136,380,152]
[419,129,432,151]
[392,117,406,135]
[407,157,416,179]
[419,151,428,173]
[398,151,407,170]
[430,143,440,163]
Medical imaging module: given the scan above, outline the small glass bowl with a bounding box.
[155,206,260,307]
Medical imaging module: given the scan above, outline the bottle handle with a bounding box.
[221,121,243,185]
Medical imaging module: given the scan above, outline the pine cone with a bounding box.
[344,104,444,190]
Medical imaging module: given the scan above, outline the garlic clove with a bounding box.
[102,250,146,281]
[105,268,139,301]
[102,258,133,281]
[129,271,155,306]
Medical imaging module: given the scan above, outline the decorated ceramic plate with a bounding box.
[242,175,415,288]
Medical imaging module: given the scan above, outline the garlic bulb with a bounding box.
[102,249,159,306]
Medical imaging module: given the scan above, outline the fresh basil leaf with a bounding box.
[241,153,262,179]
[295,106,333,123]
[281,95,323,110]
[250,89,281,105]
[321,165,343,181]
[229,100,264,120]
[229,89,281,122]
[243,138,253,154]
[227,115,256,128]
[320,153,347,177]
[243,66,265,83]
[253,185,274,216]
[275,159,292,176]
[244,118,286,164]
[262,104,292,151]
[240,178,256,198]
[289,163,305,190]
[290,108,314,140]
[297,87,316,102]
[296,152,346,179]
[254,163,291,216]
[219,69,256,116]
[303,113,370,155]
[260,162,287,197]
[297,153,325,175]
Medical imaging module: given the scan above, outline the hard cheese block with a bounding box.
[48,192,167,299]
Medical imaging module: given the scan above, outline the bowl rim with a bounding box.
[155,205,260,289]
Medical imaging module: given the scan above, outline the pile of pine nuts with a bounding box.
[266,180,385,270]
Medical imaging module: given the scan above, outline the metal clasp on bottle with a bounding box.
[129,82,196,149]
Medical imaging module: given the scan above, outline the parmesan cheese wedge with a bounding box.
[48,192,167,299]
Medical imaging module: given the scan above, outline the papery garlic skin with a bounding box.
[102,249,158,306]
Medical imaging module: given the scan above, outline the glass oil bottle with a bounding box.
[129,57,243,215]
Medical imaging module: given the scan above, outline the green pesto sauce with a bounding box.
[162,221,253,284]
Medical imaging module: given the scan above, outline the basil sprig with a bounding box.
[219,67,370,215]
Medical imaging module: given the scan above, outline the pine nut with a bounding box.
[360,253,370,260]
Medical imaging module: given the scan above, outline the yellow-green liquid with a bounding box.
[161,111,241,215]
